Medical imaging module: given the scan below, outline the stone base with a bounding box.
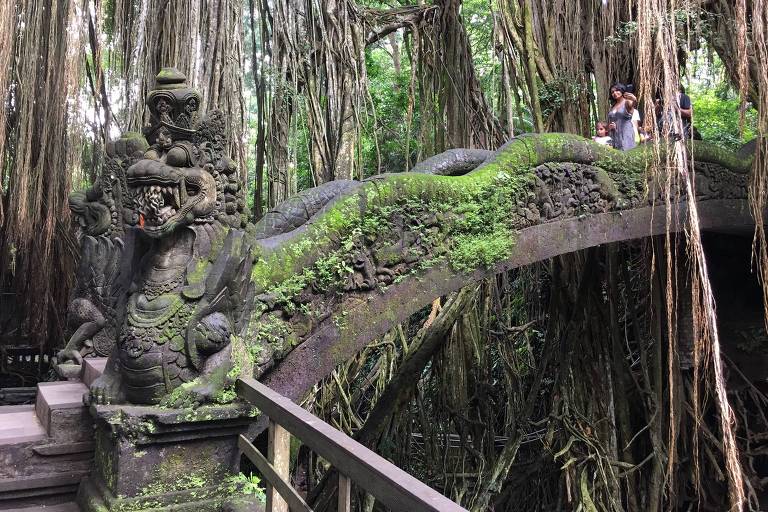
[77,475,262,512]
[76,403,264,512]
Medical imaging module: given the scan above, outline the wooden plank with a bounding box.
[238,435,313,512]
[237,378,468,512]
[267,421,291,512]
[338,473,351,512]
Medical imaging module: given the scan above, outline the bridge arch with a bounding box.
[248,133,754,401]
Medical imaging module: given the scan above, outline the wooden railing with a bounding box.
[236,377,468,512]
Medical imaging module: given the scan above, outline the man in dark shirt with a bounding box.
[678,86,692,138]
[655,85,694,139]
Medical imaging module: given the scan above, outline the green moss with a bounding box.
[138,420,156,434]
[120,131,149,152]
[245,132,753,351]
[688,140,753,173]
[138,471,209,497]
[450,231,517,273]
[186,259,210,285]
[160,378,202,409]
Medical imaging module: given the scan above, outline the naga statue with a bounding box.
[68,68,754,408]
[72,69,255,406]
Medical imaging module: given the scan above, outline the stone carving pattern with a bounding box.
[66,76,750,406]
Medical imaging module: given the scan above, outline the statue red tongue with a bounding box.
[138,213,145,228]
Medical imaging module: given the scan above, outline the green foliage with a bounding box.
[227,473,266,503]
[538,76,589,121]
[314,250,354,292]
[361,45,417,176]
[604,21,639,47]
[691,85,757,150]
[103,0,116,39]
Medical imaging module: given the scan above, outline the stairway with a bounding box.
[0,359,106,511]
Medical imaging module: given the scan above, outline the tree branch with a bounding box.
[362,5,437,46]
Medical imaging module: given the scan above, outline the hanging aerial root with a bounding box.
[0,0,14,224]
[637,0,747,509]
[748,0,768,333]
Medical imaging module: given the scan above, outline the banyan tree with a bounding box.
[0,1,766,511]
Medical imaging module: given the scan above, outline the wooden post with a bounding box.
[338,473,351,512]
[267,420,291,512]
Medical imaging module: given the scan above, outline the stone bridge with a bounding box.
[248,133,754,401]
[0,127,756,510]
[3,69,760,512]
[58,72,756,410]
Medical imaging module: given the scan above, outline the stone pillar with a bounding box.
[77,403,263,511]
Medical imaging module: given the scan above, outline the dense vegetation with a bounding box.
[0,0,767,510]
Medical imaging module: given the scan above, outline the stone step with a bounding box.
[0,472,83,500]
[0,406,46,446]
[0,502,80,511]
[0,358,107,510]
[81,359,107,389]
[34,382,89,443]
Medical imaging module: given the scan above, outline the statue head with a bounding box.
[155,97,172,115]
[185,97,198,115]
[126,159,218,237]
[125,69,244,238]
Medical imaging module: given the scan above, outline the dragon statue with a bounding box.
[66,68,754,408]
[65,69,253,405]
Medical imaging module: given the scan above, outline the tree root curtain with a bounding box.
[0,0,82,349]
[303,238,768,511]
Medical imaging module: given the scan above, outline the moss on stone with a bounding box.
[283,137,745,270]
[450,231,517,273]
[244,132,752,362]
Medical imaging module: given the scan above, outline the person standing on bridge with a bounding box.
[593,121,613,146]
[607,83,638,151]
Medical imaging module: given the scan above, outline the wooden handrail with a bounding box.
[239,434,312,512]
[236,377,468,512]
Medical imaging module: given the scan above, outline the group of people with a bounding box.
[592,82,693,151]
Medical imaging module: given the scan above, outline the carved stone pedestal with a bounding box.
[76,403,263,512]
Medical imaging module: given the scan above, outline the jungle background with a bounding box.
[0,0,767,510]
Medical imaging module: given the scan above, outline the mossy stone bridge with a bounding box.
[251,133,754,402]
[0,132,756,512]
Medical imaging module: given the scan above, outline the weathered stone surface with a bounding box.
[260,199,755,405]
[77,403,261,512]
[0,407,90,508]
[0,361,108,509]
[0,406,46,447]
[410,148,493,176]
[35,382,90,443]
[66,66,755,409]
[82,359,108,388]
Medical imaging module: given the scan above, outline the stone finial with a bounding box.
[144,68,202,142]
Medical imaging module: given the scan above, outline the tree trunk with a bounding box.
[0,0,82,351]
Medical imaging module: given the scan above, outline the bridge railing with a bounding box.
[236,377,468,512]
